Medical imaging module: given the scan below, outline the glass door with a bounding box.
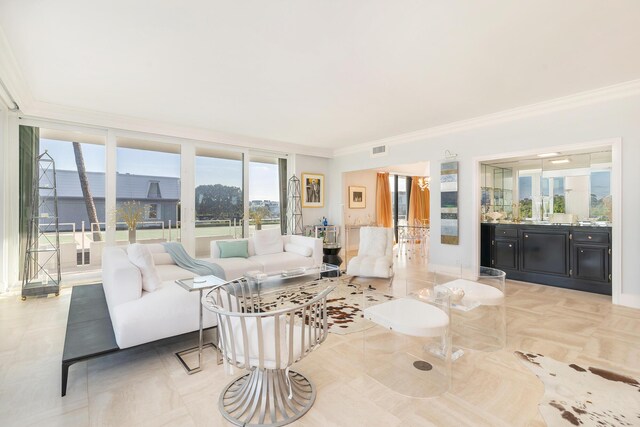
[194,148,244,257]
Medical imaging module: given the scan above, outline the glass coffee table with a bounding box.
[244,263,341,296]
[175,274,226,374]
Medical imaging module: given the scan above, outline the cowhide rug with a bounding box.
[260,277,392,335]
[515,351,640,426]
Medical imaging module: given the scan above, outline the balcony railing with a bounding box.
[39,217,281,277]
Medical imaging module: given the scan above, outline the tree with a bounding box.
[72,142,102,241]
[195,184,243,220]
[553,195,565,214]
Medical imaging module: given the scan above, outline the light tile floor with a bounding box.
[1,257,639,426]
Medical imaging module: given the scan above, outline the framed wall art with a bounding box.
[348,186,366,209]
[301,173,324,208]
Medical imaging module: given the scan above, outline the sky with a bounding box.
[40,139,280,200]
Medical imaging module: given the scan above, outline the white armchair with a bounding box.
[346,226,394,279]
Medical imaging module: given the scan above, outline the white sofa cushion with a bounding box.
[111,280,217,349]
[102,247,142,310]
[155,264,196,282]
[210,257,264,281]
[152,252,175,265]
[127,243,162,292]
[253,228,284,256]
[251,252,316,275]
[284,243,313,257]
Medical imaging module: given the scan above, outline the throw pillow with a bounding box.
[217,240,249,258]
[127,243,162,292]
[253,228,284,256]
[284,243,313,257]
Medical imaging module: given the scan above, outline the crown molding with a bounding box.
[332,79,640,157]
[0,26,33,110]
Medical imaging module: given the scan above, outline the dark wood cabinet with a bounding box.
[495,239,518,270]
[480,224,493,268]
[520,230,569,276]
[480,223,611,295]
[572,244,609,283]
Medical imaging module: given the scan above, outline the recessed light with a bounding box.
[537,152,560,158]
[550,159,571,164]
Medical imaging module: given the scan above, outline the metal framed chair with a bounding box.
[203,278,334,427]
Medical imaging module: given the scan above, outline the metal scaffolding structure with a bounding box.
[287,174,304,235]
[22,150,61,299]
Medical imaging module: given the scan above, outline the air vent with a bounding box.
[370,145,388,158]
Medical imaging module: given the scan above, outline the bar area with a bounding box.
[480,148,613,295]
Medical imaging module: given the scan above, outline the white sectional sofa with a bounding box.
[209,230,323,280]
[102,244,214,348]
[101,230,323,349]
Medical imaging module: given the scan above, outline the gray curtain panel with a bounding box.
[278,158,287,235]
[19,125,40,280]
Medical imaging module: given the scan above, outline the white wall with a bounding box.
[0,107,7,290]
[293,154,331,228]
[343,169,377,226]
[329,93,640,307]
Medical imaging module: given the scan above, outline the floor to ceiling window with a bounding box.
[248,155,285,237]
[115,138,181,252]
[14,122,290,288]
[18,125,106,283]
[388,174,409,241]
[194,148,244,257]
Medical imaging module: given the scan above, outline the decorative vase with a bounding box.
[128,228,136,244]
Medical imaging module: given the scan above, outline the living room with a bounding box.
[1,2,640,426]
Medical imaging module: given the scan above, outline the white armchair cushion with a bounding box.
[359,227,392,257]
[347,227,394,278]
[127,243,162,292]
[221,316,306,369]
[253,229,284,256]
[284,243,313,257]
[347,255,393,278]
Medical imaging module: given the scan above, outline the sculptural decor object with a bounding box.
[486,211,504,223]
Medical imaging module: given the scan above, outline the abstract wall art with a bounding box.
[440,161,459,245]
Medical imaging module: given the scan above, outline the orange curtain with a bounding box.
[376,172,392,227]
[408,177,430,225]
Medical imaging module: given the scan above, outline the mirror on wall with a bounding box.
[481,149,612,224]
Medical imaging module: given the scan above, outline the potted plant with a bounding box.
[249,206,270,231]
[115,201,147,243]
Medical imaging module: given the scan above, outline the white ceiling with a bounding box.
[1,1,640,150]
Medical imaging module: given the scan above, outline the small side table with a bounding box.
[322,245,342,277]
[175,275,226,374]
